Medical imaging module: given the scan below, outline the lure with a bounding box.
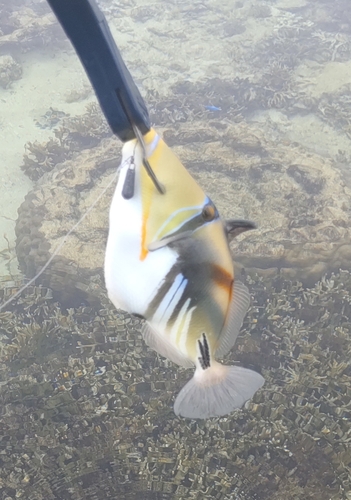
[205,105,222,111]
[104,129,264,418]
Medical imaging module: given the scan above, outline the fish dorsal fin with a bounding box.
[215,280,251,358]
[141,322,194,368]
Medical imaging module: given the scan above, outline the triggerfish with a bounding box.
[104,128,264,419]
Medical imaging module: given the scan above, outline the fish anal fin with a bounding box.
[215,280,251,358]
[141,322,194,368]
[174,361,264,419]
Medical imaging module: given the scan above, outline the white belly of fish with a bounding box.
[104,180,177,316]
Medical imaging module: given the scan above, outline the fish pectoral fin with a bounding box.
[225,219,256,242]
[215,280,251,358]
[148,230,193,251]
[141,321,194,368]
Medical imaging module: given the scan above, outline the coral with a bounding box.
[0,270,350,498]
[252,25,334,70]
[0,2,64,53]
[315,85,351,139]
[61,102,111,150]
[0,54,22,88]
[20,103,111,181]
[20,138,71,181]
[34,107,69,129]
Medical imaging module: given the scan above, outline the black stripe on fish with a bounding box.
[147,237,226,334]
[163,275,187,321]
[198,333,211,370]
[145,272,176,317]
[145,266,183,319]
[168,282,192,324]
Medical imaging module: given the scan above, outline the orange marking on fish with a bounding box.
[140,192,151,261]
[211,264,233,292]
[140,215,149,260]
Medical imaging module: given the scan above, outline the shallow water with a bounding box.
[0,0,351,498]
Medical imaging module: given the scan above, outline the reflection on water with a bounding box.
[0,0,351,498]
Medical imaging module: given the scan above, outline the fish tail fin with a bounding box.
[174,361,264,419]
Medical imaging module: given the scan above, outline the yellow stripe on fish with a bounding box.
[139,130,207,260]
[104,128,264,419]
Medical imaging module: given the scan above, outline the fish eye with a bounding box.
[202,204,216,221]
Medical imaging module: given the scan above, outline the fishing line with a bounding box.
[132,124,165,195]
[0,160,126,312]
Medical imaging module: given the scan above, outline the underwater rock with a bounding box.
[0,54,22,88]
[0,6,60,52]
[15,119,351,306]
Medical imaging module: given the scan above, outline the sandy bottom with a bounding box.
[0,46,95,278]
[250,108,351,158]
